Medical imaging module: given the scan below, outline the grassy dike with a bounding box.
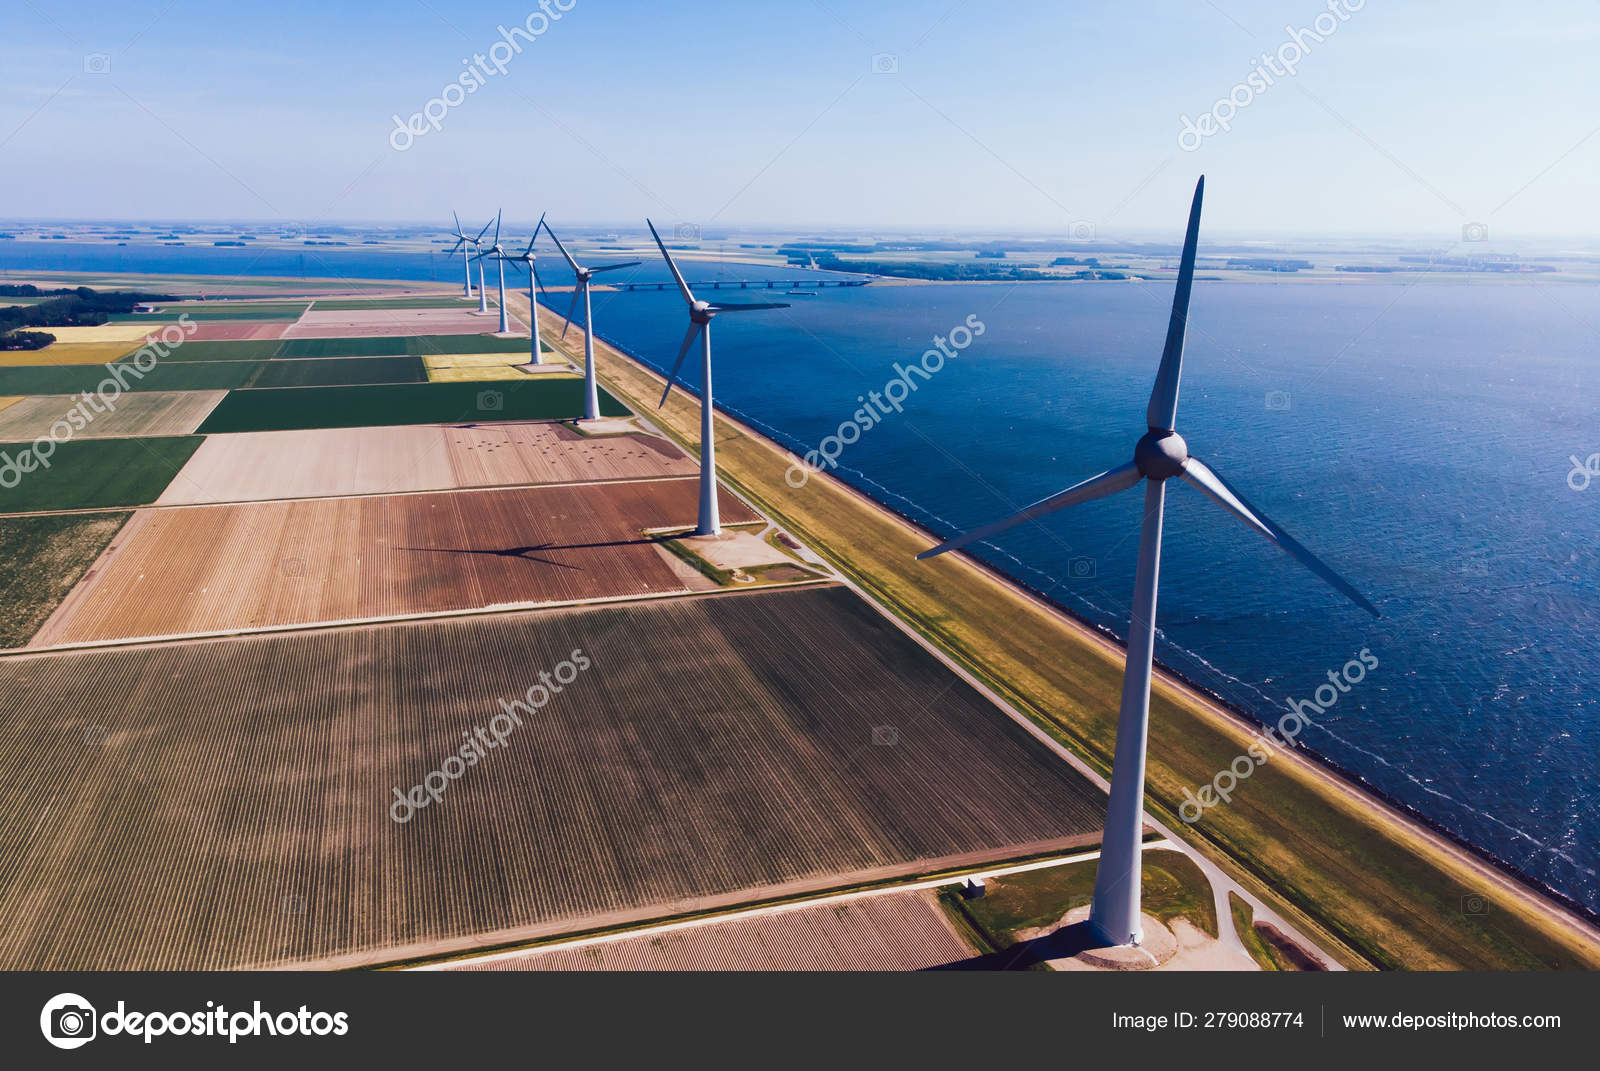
[511,290,1600,971]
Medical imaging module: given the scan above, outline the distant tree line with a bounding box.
[0,286,175,349]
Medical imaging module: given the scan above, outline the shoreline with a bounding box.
[509,287,1600,968]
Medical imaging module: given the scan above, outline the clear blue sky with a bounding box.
[3,0,1596,238]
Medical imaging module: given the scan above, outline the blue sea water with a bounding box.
[6,241,1597,913]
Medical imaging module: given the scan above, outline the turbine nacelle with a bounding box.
[1134,429,1188,481]
[690,299,714,325]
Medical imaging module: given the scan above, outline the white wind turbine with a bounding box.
[472,210,514,334]
[917,176,1379,948]
[541,220,641,421]
[499,212,549,365]
[648,218,787,537]
[446,211,477,299]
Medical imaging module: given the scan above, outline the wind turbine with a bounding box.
[446,211,478,299]
[916,176,1378,949]
[472,210,512,334]
[500,212,549,365]
[647,218,787,537]
[541,220,641,421]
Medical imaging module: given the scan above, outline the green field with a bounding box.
[0,512,128,647]
[196,378,626,433]
[0,362,258,394]
[249,356,425,388]
[275,334,531,358]
[133,339,281,362]
[308,297,469,311]
[0,437,203,513]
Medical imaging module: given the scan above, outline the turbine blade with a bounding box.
[507,258,525,274]
[708,301,789,312]
[532,262,549,296]
[560,284,582,340]
[1146,175,1204,432]
[475,217,493,243]
[526,213,544,257]
[658,322,703,407]
[1180,457,1379,617]
[453,210,462,236]
[646,218,696,306]
[493,209,501,247]
[917,462,1143,560]
[587,261,644,274]
[543,223,581,272]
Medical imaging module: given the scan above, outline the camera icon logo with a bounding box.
[477,389,504,412]
[871,53,899,74]
[1461,221,1489,242]
[83,53,111,75]
[1068,555,1097,580]
[1264,389,1292,411]
[674,222,701,241]
[871,725,899,746]
[1068,220,1097,242]
[41,993,97,1050]
[1461,893,1490,916]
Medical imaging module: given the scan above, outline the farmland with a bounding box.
[0,584,1103,969]
[0,512,126,647]
[312,297,472,311]
[275,334,532,358]
[247,355,426,387]
[33,478,762,644]
[282,307,517,338]
[0,391,224,440]
[0,361,257,395]
[0,437,202,513]
[128,339,280,362]
[156,423,695,505]
[196,379,624,433]
[448,889,974,971]
[107,303,309,322]
[0,341,136,366]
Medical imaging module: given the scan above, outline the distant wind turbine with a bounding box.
[647,218,787,537]
[472,210,513,334]
[446,211,477,299]
[542,220,641,421]
[916,176,1378,949]
[501,212,549,365]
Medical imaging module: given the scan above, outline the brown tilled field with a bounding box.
[0,391,226,440]
[155,423,696,505]
[0,584,1103,969]
[446,890,974,971]
[170,321,291,341]
[282,308,521,338]
[34,478,760,644]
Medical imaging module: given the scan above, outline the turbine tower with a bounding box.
[472,210,512,334]
[541,220,641,421]
[501,212,549,365]
[917,176,1378,948]
[446,211,476,298]
[648,219,787,537]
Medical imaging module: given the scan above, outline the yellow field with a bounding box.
[0,341,135,366]
[22,323,158,344]
[422,351,559,382]
[0,398,19,412]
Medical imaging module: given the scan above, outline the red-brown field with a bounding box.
[282,308,522,338]
[446,890,974,971]
[155,423,696,505]
[33,478,760,644]
[0,585,1103,969]
[163,321,291,341]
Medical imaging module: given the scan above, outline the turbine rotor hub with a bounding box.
[1134,429,1188,480]
[690,300,714,324]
